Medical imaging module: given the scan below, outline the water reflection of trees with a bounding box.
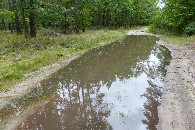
[18,36,171,129]
[141,80,162,130]
[141,44,171,130]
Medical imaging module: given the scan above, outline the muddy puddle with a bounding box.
[1,35,172,130]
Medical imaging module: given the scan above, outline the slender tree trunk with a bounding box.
[81,15,85,32]
[64,1,69,34]
[9,21,13,33]
[12,0,22,34]
[3,19,6,31]
[106,10,109,27]
[22,7,28,37]
[6,0,10,10]
[98,7,101,26]
[75,0,79,34]
[69,0,72,34]
[21,0,28,37]
[15,13,22,34]
[29,12,36,37]
[29,0,36,37]
[6,0,13,33]
[0,21,3,31]
[102,11,105,26]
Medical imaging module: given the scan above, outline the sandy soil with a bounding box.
[128,28,195,130]
[1,28,194,130]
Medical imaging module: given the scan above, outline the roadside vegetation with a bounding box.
[148,0,195,45]
[148,26,195,46]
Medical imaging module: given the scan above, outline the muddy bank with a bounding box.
[128,28,195,130]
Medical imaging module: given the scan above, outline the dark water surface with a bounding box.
[17,35,171,130]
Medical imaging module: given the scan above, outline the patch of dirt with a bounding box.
[128,28,195,130]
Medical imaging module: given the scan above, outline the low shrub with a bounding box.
[183,22,195,36]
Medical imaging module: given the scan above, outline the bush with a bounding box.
[183,22,195,36]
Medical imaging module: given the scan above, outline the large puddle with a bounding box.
[15,35,171,130]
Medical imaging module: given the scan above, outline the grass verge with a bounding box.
[0,27,143,90]
[148,26,195,46]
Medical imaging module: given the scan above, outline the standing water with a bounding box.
[17,35,171,130]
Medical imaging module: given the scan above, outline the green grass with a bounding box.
[0,27,143,90]
[160,35,195,46]
[148,26,195,46]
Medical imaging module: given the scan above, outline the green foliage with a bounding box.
[0,0,157,34]
[150,0,195,35]
[183,22,195,36]
[56,51,63,57]
[0,9,14,22]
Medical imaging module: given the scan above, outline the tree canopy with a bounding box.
[151,0,195,35]
[0,0,194,36]
[0,0,157,36]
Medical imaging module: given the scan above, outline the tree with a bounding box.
[69,0,72,34]
[74,0,79,34]
[151,0,195,35]
[1,0,159,35]
[29,0,36,37]
[20,0,28,37]
[12,0,22,34]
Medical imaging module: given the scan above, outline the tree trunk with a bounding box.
[74,0,79,34]
[9,21,13,33]
[3,19,6,31]
[12,0,22,34]
[22,7,28,37]
[15,13,22,34]
[69,0,72,34]
[21,0,28,37]
[102,11,105,26]
[0,21,3,31]
[81,15,85,32]
[6,0,10,10]
[7,0,13,33]
[98,7,101,26]
[29,0,36,37]
[64,1,69,34]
